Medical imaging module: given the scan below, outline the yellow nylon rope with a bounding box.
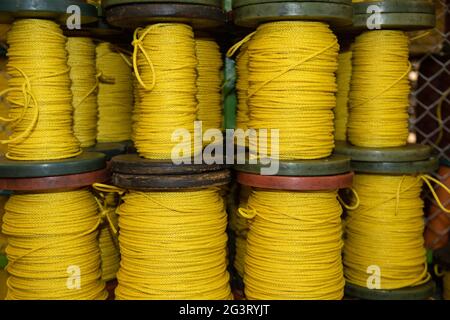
[239,189,344,300]
[245,21,339,160]
[115,188,232,300]
[348,31,411,147]
[0,19,81,160]
[235,41,250,132]
[67,37,98,148]
[95,192,120,282]
[96,42,133,143]
[335,50,352,141]
[195,37,223,133]
[2,189,107,300]
[344,174,431,289]
[132,23,198,160]
[230,186,250,279]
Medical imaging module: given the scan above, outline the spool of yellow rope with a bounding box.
[334,50,352,141]
[239,189,345,300]
[195,37,223,134]
[348,31,410,147]
[230,186,250,279]
[67,37,98,148]
[0,19,81,160]
[96,192,120,282]
[2,189,107,300]
[115,188,232,300]
[96,42,133,143]
[243,21,338,160]
[132,23,198,160]
[235,41,250,132]
[344,174,431,289]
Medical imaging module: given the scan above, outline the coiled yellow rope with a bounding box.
[239,189,345,300]
[344,174,436,289]
[67,37,98,148]
[132,23,198,160]
[235,42,250,132]
[348,31,411,147]
[195,37,223,133]
[95,192,120,282]
[0,19,81,160]
[96,42,133,143]
[115,188,232,300]
[230,187,250,279]
[2,189,107,300]
[236,21,339,160]
[335,50,352,141]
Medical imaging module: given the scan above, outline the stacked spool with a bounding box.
[64,0,131,296]
[231,0,354,299]
[0,0,110,300]
[334,0,440,299]
[103,0,232,299]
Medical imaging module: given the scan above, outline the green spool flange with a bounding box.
[233,1,353,28]
[85,142,127,161]
[351,157,439,175]
[345,280,435,300]
[434,244,450,270]
[440,158,450,168]
[352,0,436,31]
[0,0,98,25]
[234,154,351,176]
[0,152,106,178]
[334,141,432,162]
[103,0,222,9]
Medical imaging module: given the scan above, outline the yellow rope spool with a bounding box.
[96,42,133,143]
[348,31,410,147]
[230,187,250,279]
[245,21,339,160]
[344,174,430,289]
[67,37,98,148]
[194,37,223,134]
[335,50,352,141]
[0,19,81,160]
[236,42,250,132]
[2,189,107,300]
[132,23,198,160]
[115,188,232,300]
[239,189,345,300]
[96,192,120,282]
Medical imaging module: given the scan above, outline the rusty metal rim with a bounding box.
[237,171,354,190]
[0,168,110,191]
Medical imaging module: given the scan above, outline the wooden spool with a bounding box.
[232,0,353,28]
[111,154,231,190]
[345,280,436,300]
[103,0,225,30]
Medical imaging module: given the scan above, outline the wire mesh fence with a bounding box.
[410,0,450,248]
